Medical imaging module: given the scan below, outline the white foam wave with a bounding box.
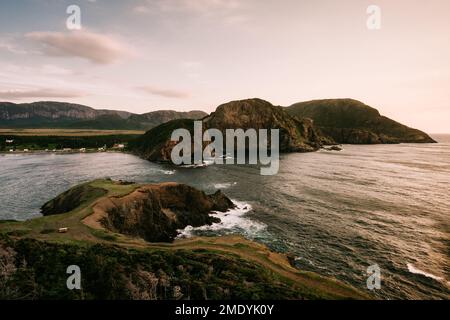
[162,170,175,175]
[213,182,237,189]
[180,162,211,168]
[407,263,444,282]
[177,200,265,239]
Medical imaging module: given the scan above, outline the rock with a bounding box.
[208,190,235,212]
[324,145,342,151]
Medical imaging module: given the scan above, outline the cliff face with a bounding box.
[203,98,329,152]
[130,99,330,163]
[0,101,206,130]
[96,183,234,242]
[286,99,436,144]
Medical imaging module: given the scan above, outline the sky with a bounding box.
[0,0,449,133]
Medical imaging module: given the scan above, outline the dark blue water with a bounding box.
[1,135,449,299]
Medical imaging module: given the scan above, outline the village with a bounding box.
[2,138,126,154]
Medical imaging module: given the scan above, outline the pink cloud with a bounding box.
[25,30,131,64]
[0,88,85,100]
[138,85,190,99]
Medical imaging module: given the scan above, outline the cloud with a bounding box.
[134,0,241,15]
[161,0,240,13]
[133,6,151,14]
[0,88,85,100]
[25,30,132,64]
[138,86,190,99]
[0,37,29,54]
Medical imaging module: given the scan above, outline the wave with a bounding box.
[407,263,444,282]
[213,182,237,189]
[162,170,175,175]
[180,162,211,168]
[177,200,266,239]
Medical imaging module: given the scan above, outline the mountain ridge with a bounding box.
[0,101,207,130]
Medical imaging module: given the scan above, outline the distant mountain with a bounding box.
[286,99,436,144]
[129,98,331,163]
[129,110,208,129]
[0,101,207,130]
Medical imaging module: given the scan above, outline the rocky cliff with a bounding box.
[286,99,436,144]
[96,183,234,242]
[203,98,330,152]
[40,180,234,242]
[130,98,331,163]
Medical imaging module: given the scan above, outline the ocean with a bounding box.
[1,135,449,299]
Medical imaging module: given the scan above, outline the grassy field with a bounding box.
[0,179,369,300]
[0,128,145,136]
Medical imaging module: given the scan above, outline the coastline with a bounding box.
[0,179,369,300]
[0,149,128,155]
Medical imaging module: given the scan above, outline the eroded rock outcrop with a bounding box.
[203,98,330,152]
[95,183,234,242]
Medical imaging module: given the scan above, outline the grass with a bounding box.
[0,179,370,300]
